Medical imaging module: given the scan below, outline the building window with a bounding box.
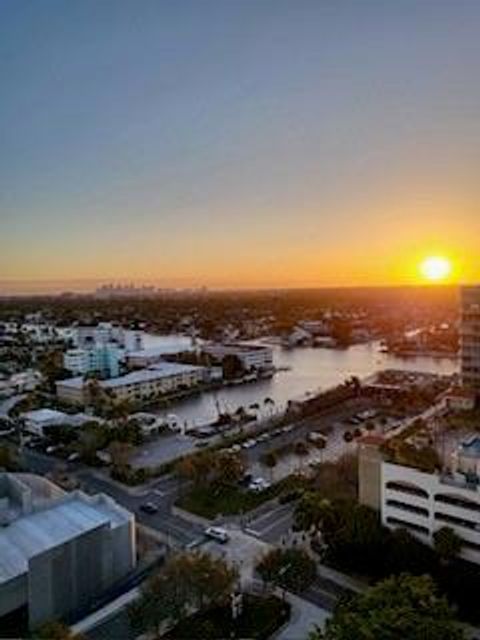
[386,516,429,536]
[434,511,478,531]
[459,539,480,553]
[385,481,429,499]
[434,493,480,513]
[386,499,429,518]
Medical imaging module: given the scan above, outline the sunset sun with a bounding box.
[419,256,452,282]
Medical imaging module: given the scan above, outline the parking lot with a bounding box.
[223,398,380,484]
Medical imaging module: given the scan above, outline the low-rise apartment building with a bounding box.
[56,362,206,406]
[0,473,136,630]
[127,346,179,368]
[202,342,273,371]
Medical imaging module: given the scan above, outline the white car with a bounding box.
[249,477,271,492]
[231,444,242,453]
[205,526,230,543]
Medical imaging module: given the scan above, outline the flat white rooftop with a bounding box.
[102,363,204,388]
[21,408,68,423]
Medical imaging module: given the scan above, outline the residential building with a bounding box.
[55,377,85,406]
[73,322,126,348]
[127,346,179,368]
[461,285,480,395]
[56,362,206,406]
[102,363,205,403]
[202,343,273,371]
[64,344,124,378]
[0,370,43,398]
[0,473,136,629]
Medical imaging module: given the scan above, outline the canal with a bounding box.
[132,333,458,429]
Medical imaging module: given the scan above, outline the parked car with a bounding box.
[205,526,230,543]
[140,502,158,515]
[249,477,271,493]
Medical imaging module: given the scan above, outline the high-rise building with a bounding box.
[460,285,480,394]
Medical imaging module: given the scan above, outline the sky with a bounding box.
[1,0,480,292]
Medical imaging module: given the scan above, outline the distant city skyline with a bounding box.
[1,1,480,290]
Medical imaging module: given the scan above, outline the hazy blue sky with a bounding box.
[1,0,479,290]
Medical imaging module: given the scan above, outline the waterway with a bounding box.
[131,333,458,429]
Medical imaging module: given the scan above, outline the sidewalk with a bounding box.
[71,587,140,636]
[317,562,366,594]
[274,591,330,640]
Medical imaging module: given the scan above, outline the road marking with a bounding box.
[258,511,293,537]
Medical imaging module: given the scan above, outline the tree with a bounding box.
[109,440,133,473]
[77,421,108,464]
[176,450,216,485]
[0,444,18,471]
[433,526,463,565]
[129,552,237,635]
[214,451,246,487]
[264,397,275,415]
[256,548,316,593]
[294,492,335,534]
[311,574,464,640]
[262,451,278,481]
[310,454,358,501]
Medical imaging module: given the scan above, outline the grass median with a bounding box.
[176,474,308,519]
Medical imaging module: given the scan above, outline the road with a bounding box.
[19,394,378,557]
[22,448,206,549]
[246,502,296,543]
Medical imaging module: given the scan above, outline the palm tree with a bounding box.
[263,451,278,481]
[264,397,275,417]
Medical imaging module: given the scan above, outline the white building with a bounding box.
[0,473,135,629]
[461,285,480,395]
[74,322,126,348]
[127,347,175,368]
[56,362,207,406]
[21,408,102,437]
[202,343,273,371]
[0,370,43,398]
[21,409,70,436]
[64,344,124,378]
[381,461,480,564]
